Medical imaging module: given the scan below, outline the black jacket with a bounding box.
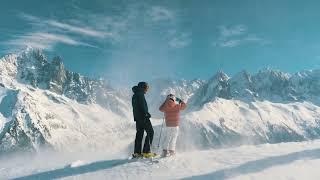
[132,86,151,122]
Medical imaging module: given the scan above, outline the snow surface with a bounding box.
[1,140,320,179]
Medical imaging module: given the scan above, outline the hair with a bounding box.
[138,82,148,89]
[168,94,175,101]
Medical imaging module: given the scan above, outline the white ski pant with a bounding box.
[162,126,179,151]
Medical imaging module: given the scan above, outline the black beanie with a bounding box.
[138,82,148,89]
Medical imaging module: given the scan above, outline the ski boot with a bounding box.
[142,152,157,158]
[161,149,169,157]
[168,150,176,156]
[132,153,143,159]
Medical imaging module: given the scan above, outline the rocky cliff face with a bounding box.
[0,48,132,153]
[0,48,130,118]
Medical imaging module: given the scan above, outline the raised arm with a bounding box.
[179,101,187,111]
[159,98,186,112]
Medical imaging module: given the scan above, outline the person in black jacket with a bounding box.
[132,82,154,158]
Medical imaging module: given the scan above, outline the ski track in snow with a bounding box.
[2,140,320,180]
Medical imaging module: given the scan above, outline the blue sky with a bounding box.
[1,0,320,86]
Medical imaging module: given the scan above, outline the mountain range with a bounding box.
[1,47,320,154]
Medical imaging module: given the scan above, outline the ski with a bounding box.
[128,153,161,164]
[127,157,160,164]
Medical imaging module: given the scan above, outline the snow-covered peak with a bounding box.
[190,68,320,108]
[0,47,50,87]
[252,69,290,89]
[290,69,320,81]
[233,70,251,81]
[188,71,230,108]
[229,70,256,100]
[0,48,133,153]
[229,70,252,85]
[289,69,320,102]
[20,47,48,64]
[0,48,131,117]
[209,70,229,83]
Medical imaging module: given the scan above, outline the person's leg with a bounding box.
[161,127,170,157]
[164,127,174,156]
[134,121,144,154]
[168,127,179,155]
[143,119,154,153]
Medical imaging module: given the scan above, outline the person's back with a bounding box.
[131,82,155,158]
[159,95,187,127]
[132,86,148,122]
[159,94,187,157]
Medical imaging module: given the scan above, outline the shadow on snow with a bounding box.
[13,148,320,180]
[183,148,320,180]
[13,158,130,180]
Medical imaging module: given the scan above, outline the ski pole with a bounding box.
[157,117,165,148]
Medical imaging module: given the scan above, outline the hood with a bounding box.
[132,86,143,94]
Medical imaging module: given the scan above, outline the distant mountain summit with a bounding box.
[189,68,320,108]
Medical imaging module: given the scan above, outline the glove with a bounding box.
[175,97,183,104]
[146,113,151,119]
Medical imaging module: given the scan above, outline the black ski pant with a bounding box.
[134,119,154,154]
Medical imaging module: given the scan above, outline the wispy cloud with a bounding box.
[3,13,113,51]
[148,6,192,49]
[214,25,269,48]
[148,6,175,22]
[219,39,242,48]
[168,32,191,48]
[46,20,111,38]
[219,25,247,37]
[72,13,128,43]
[6,5,188,53]
[20,13,111,38]
[5,32,96,51]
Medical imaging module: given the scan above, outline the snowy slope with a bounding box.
[178,98,320,151]
[0,85,134,154]
[2,140,320,179]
